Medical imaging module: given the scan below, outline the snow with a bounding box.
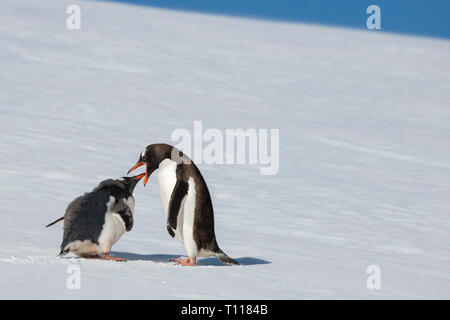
[1,0,450,299]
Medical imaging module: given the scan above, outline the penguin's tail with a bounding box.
[45,217,64,228]
[215,249,241,265]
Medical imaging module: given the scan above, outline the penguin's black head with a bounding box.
[128,144,182,186]
[120,173,145,194]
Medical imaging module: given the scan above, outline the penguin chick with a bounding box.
[46,174,145,261]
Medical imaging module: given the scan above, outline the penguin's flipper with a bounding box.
[113,202,134,231]
[167,180,189,231]
[45,217,64,228]
[167,225,175,238]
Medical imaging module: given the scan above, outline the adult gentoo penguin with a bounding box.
[46,174,145,261]
[128,143,239,266]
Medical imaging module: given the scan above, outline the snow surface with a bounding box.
[1,0,450,299]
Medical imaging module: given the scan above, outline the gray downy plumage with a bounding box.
[54,176,142,256]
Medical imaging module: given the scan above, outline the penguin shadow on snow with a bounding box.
[111,251,271,266]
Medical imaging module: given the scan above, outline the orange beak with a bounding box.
[128,162,145,174]
[143,173,149,186]
[128,162,149,186]
[134,173,146,180]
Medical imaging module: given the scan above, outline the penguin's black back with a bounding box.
[60,180,131,253]
[178,161,220,253]
[184,163,240,264]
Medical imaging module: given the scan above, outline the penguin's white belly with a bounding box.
[158,160,198,257]
[96,198,126,253]
[182,178,197,257]
[158,159,178,219]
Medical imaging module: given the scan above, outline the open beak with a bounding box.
[134,173,146,180]
[128,162,145,174]
[128,162,149,186]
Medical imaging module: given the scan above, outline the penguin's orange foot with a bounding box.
[103,253,126,262]
[173,257,196,266]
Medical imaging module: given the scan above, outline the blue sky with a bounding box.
[103,0,450,39]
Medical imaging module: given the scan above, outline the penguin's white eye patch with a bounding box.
[141,148,146,158]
